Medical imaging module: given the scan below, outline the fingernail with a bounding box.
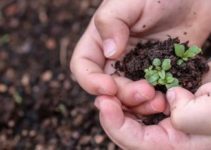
[103,39,116,57]
[167,89,175,104]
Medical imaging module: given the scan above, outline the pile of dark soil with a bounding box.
[115,37,209,93]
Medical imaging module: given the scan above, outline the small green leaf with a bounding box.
[184,51,196,58]
[184,46,201,58]
[145,70,157,78]
[158,70,165,79]
[158,78,166,85]
[189,46,202,54]
[151,81,158,86]
[166,78,179,89]
[144,69,148,73]
[166,73,174,83]
[162,59,171,71]
[183,57,188,61]
[146,73,159,84]
[166,72,173,78]
[152,58,161,67]
[174,44,185,58]
[177,59,184,65]
[144,66,153,73]
[149,66,153,70]
[166,76,175,83]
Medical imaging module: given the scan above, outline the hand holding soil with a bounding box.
[71,0,211,115]
[114,43,211,134]
[71,0,211,149]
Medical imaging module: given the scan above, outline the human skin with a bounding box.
[94,93,211,150]
[70,0,211,116]
[94,64,211,150]
[71,0,211,149]
[166,75,211,135]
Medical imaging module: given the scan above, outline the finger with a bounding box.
[94,96,172,149]
[184,95,211,134]
[114,77,155,107]
[95,96,211,149]
[171,94,211,135]
[166,87,194,129]
[70,20,117,95]
[166,87,211,134]
[166,87,194,111]
[131,91,166,115]
[94,0,145,59]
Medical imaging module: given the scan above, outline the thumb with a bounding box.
[167,87,211,135]
[166,87,194,111]
[166,87,195,132]
[94,0,145,59]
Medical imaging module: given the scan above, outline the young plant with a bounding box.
[174,44,202,65]
[144,58,179,89]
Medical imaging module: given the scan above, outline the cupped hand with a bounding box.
[94,95,211,150]
[94,62,211,150]
[70,0,211,115]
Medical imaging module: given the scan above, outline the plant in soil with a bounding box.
[144,58,179,89]
[174,44,202,65]
[115,37,209,125]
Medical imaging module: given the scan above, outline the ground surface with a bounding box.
[0,0,119,149]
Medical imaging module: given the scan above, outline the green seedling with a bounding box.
[158,72,179,89]
[174,44,202,65]
[144,58,179,89]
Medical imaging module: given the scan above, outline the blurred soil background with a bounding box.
[0,0,119,149]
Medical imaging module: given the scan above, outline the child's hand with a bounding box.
[167,83,211,135]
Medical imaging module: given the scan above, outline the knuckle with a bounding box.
[78,78,98,95]
[94,9,110,27]
[86,83,99,95]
